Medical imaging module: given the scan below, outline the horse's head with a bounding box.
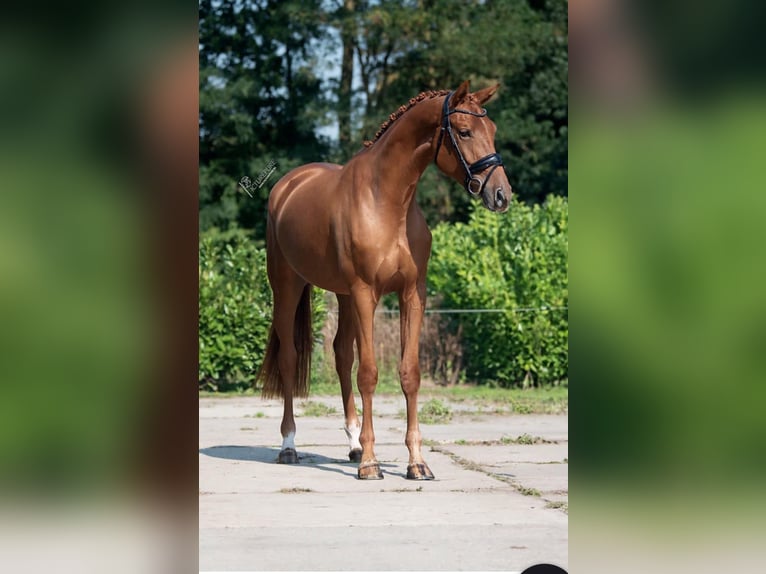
[433,81,512,213]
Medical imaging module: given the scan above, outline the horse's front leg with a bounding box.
[399,282,434,480]
[350,284,383,479]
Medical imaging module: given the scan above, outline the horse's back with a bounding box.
[268,162,343,216]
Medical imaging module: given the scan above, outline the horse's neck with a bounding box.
[368,100,440,207]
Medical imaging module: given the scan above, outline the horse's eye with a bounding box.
[458,129,471,139]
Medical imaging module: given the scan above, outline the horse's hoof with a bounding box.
[277,448,299,464]
[406,462,435,480]
[349,448,363,463]
[357,461,384,480]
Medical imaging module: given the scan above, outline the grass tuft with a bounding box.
[500,433,550,445]
[517,486,542,497]
[418,399,453,424]
[545,500,568,513]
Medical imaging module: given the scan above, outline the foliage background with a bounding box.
[198,0,568,388]
[199,228,327,389]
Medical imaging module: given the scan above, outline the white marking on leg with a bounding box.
[344,423,361,451]
[281,432,296,451]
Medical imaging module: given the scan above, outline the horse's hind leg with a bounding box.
[267,249,309,464]
[334,294,362,462]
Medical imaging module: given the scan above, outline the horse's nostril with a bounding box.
[495,188,505,207]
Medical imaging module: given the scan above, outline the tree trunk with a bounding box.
[338,0,355,150]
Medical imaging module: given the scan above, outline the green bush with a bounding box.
[198,228,326,389]
[428,196,568,386]
[199,229,271,388]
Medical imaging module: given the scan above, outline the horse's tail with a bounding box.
[258,285,313,399]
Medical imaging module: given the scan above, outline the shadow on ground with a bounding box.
[199,445,399,479]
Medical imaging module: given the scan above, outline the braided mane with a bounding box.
[363,90,451,148]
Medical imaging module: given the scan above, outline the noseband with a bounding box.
[433,91,504,196]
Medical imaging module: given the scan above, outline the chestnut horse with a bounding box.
[257,81,511,479]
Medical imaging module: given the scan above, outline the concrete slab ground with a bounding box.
[199,395,568,572]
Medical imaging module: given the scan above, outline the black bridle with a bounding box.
[433,90,504,197]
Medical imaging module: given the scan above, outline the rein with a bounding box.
[433,91,504,197]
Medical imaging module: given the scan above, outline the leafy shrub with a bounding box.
[199,229,272,388]
[199,228,326,389]
[428,196,568,386]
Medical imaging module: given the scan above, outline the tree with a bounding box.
[336,0,356,153]
[199,0,331,237]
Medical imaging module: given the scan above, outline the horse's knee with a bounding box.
[357,362,378,392]
[399,362,421,395]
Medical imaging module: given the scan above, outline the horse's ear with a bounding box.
[473,83,500,105]
[450,81,471,108]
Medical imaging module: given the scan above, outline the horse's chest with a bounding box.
[351,230,418,287]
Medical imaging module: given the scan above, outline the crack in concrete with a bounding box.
[426,441,568,514]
